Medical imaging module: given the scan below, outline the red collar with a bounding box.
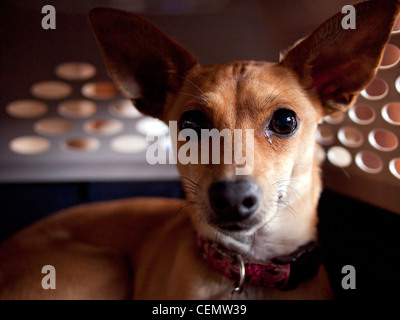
[196,235,321,290]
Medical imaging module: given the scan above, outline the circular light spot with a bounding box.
[368,129,398,151]
[379,44,400,69]
[84,119,123,136]
[31,81,72,100]
[109,100,142,118]
[361,78,388,100]
[327,146,352,168]
[382,103,400,125]
[111,135,148,154]
[355,151,383,174]
[55,62,96,81]
[136,117,169,137]
[316,126,334,146]
[317,145,326,163]
[34,118,73,135]
[62,137,100,152]
[392,15,400,34]
[9,136,50,155]
[323,111,345,125]
[348,104,376,125]
[81,82,120,100]
[6,100,48,118]
[58,100,97,118]
[338,126,364,148]
[389,158,400,179]
[394,76,400,95]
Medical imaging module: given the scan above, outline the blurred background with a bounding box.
[0,0,399,299]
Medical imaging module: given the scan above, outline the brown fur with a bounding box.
[0,0,399,299]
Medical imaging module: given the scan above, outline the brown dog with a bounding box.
[0,0,398,299]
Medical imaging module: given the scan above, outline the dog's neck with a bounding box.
[196,234,321,291]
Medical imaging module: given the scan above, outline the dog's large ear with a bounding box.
[280,0,400,115]
[89,8,198,118]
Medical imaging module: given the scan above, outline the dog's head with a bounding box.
[89,1,399,259]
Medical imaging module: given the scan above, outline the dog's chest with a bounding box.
[130,217,333,299]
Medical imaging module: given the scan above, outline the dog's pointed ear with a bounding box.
[89,7,198,118]
[280,0,400,115]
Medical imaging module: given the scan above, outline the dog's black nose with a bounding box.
[208,179,261,222]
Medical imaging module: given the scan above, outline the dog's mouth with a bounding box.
[215,222,247,232]
[218,223,244,232]
[208,214,262,234]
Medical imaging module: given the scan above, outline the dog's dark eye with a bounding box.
[179,110,210,137]
[269,109,298,136]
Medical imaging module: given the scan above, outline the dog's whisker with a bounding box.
[273,180,305,220]
[181,176,201,189]
[339,166,351,178]
[181,182,197,192]
[265,77,288,105]
[180,176,202,198]
[182,184,198,192]
[177,91,203,101]
[180,75,206,96]
[177,201,197,215]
